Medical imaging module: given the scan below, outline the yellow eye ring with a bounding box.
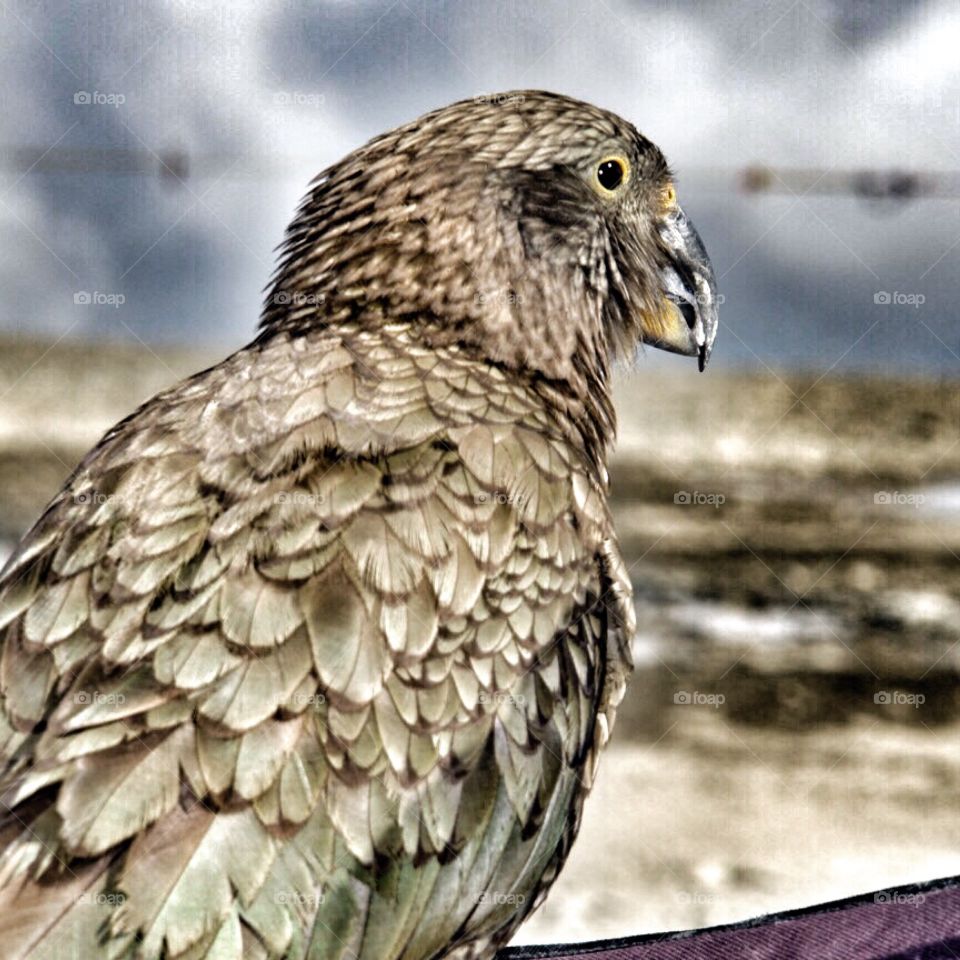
[594,155,630,194]
[663,182,677,208]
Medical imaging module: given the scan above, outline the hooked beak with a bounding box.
[646,206,719,371]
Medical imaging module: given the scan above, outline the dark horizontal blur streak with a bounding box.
[6,146,960,208]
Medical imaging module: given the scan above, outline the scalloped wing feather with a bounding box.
[0,325,633,959]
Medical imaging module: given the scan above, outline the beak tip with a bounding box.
[698,316,718,371]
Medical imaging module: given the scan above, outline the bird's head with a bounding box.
[265,90,718,384]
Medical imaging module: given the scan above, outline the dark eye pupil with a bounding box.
[597,159,624,190]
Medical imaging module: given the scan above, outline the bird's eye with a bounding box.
[596,157,627,192]
[663,183,677,208]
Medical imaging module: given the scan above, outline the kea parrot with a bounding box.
[0,91,718,959]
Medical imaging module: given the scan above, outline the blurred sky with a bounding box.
[0,0,958,373]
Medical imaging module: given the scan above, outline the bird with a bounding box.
[0,90,717,959]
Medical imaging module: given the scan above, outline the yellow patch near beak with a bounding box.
[639,297,701,358]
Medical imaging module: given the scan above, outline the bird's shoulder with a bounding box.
[0,322,634,958]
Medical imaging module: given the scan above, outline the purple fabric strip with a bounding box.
[503,876,960,960]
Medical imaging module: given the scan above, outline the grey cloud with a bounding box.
[0,0,957,371]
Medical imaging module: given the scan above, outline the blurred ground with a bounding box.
[523,359,960,944]
[0,336,958,946]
